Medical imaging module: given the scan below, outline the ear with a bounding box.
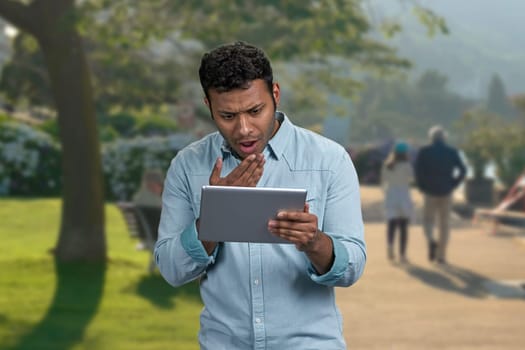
[272,83,281,106]
[204,97,214,120]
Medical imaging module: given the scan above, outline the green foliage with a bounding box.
[455,110,499,179]
[510,94,525,126]
[133,115,179,137]
[486,73,513,117]
[352,71,473,144]
[0,34,52,106]
[456,108,525,188]
[0,0,445,121]
[0,198,201,349]
[0,121,62,196]
[412,6,449,37]
[2,120,191,199]
[38,117,60,140]
[0,112,10,123]
[39,111,180,143]
[489,127,525,188]
[104,112,136,136]
[416,70,448,92]
[102,134,194,200]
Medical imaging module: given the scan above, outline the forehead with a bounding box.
[207,80,271,111]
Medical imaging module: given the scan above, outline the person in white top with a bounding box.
[381,141,414,263]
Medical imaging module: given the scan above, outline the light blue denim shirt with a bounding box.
[155,112,366,350]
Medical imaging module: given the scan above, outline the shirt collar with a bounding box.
[267,111,290,161]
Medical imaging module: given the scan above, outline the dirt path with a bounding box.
[338,186,525,350]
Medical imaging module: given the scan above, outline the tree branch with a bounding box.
[0,0,37,34]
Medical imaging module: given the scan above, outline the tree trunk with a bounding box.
[38,32,106,261]
[0,0,107,262]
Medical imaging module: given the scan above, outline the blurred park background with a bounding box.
[0,1,524,349]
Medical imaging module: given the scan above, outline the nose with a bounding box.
[237,114,252,136]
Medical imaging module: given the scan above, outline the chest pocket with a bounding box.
[304,185,325,226]
[306,193,316,214]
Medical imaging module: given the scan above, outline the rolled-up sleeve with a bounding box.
[310,151,366,287]
[154,156,216,287]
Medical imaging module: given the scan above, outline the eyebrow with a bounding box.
[217,103,265,116]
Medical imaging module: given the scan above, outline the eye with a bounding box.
[249,107,262,115]
[220,113,235,120]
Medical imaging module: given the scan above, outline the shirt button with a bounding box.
[254,279,259,285]
[255,318,261,324]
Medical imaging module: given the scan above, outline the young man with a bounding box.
[414,125,466,264]
[155,41,366,349]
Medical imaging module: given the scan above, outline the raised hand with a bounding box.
[209,153,265,187]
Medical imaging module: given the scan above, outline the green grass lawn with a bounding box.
[0,198,202,350]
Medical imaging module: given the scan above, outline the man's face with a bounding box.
[205,79,281,159]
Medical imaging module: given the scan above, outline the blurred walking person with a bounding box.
[414,126,466,264]
[381,141,414,263]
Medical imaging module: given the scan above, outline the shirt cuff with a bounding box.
[181,221,217,265]
[308,235,349,285]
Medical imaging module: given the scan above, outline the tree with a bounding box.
[0,0,105,262]
[351,70,473,144]
[510,93,525,125]
[486,73,512,117]
[0,0,447,262]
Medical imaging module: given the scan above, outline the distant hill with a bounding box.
[370,0,525,98]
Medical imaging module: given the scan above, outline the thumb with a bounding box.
[304,202,310,213]
[209,157,223,185]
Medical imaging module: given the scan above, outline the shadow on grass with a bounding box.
[135,274,201,308]
[10,259,106,350]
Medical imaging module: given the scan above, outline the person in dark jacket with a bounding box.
[414,125,466,263]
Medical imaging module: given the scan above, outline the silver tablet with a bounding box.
[198,185,307,244]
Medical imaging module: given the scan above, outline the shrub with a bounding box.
[0,121,62,196]
[351,142,392,185]
[1,120,194,199]
[105,112,136,137]
[38,118,60,141]
[456,109,525,188]
[132,115,179,137]
[102,134,194,200]
[490,127,525,188]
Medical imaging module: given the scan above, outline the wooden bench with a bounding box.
[474,208,525,234]
[116,201,160,272]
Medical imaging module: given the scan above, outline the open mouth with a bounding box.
[238,140,258,154]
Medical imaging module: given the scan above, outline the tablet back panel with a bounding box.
[198,186,307,244]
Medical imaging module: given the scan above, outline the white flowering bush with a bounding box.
[0,120,194,199]
[0,121,62,196]
[102,133,194,200]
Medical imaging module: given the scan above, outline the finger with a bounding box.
[277,229,314,246]
[243,159,265,186]
[232,154,265,186]
[304,202,309,213]
[225,154,258,184]
[269,219,313,236]
[209,157,223,185]
[273,225,319,248]
[277,210,311,223]
[238,154,264,181]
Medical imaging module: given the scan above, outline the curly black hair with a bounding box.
[198,41,274,99]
